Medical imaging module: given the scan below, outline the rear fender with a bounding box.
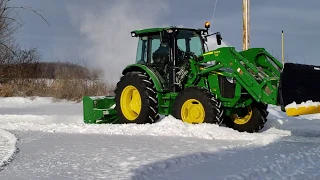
[122,64,164,93]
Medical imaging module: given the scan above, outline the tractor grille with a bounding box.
[218,76,236,98]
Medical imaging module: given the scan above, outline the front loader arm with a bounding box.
[193,47,279,105]
[240,48,283,78]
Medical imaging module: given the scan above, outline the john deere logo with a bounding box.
[203,50,221,57]
[214,50,220,57]
[203,51,213,56]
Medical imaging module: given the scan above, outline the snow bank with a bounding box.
[0,97,77,108]
[1,97,320,148]
[0,114,289,147]
[0,129,17,168]
[2,97,320,179]
[0,97,293,148]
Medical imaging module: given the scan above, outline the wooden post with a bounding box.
[243,0,250,50]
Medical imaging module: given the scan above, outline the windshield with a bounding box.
[203,35,229,52]
[176,30,204,56]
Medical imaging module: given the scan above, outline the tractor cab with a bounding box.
[131,23,222,91]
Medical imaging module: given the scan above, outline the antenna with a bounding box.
[282,30,284,65]
[210,0,218,25]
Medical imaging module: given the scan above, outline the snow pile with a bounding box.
[0,96,298,148]
[2,97,320,145]
[2,97,320,179]
[0,115,289,146]
[0,129,17,168]
[0,97,320,152]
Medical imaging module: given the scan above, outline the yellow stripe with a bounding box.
[285,106,320,116]
[203,52,213,56]
[212,71,223,75]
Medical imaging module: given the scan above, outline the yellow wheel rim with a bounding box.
[120,85,142,121]
[230,106,253,125]
[181,99,205,124]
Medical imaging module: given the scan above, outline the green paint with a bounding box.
[131,26,207,36]
[122,64,164,92]
[240,48,283,78]
[82,96,119,124]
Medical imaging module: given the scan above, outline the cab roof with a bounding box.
[131,26,207,37]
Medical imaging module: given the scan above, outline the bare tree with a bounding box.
[0,0,50,83]
[0,0,50,60]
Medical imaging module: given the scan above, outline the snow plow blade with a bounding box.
[285,103,320,116]
[279,62,320,116]
[82,96,119,124]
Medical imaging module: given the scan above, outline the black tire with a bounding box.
[115,71,159,124]
[223,102,268,133]
[172,87,223,124]
[258,102,269,118]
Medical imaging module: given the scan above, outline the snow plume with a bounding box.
[66,1,169,85]
[206,35,229,51]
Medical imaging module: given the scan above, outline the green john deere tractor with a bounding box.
[83,22,320,133]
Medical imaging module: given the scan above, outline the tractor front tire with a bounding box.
[115,71,159,124]
[172,87,223,124]
[223,102,268,133]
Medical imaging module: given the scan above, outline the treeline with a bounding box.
[0,61,102,81]
[0,0,112,101]
[0,47,112,101]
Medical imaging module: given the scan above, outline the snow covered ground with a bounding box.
[0,97,320,179]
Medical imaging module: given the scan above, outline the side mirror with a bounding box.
[216,32,222,45]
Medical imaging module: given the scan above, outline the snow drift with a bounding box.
[0,97,293,148]
[0,129,17,169]
[1,97,320,179]
[0,97,319,142]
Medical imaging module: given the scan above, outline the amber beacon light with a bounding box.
[205,21,211,29]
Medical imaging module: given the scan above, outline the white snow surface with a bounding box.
[1,97,320,179]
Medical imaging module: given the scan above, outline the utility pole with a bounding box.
[243,0,250,50]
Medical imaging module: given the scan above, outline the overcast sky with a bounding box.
[8,0,320,82]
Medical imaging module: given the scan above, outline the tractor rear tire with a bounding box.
[172,87,223,124]
[115,71,159,124]
[223,102,268,133]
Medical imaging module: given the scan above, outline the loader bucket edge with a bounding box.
[280,62,320,116]
[83,96,119,124]
[285,103,320,116]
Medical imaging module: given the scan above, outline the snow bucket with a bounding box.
[82,96,119,124]
[279,63,320,116]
